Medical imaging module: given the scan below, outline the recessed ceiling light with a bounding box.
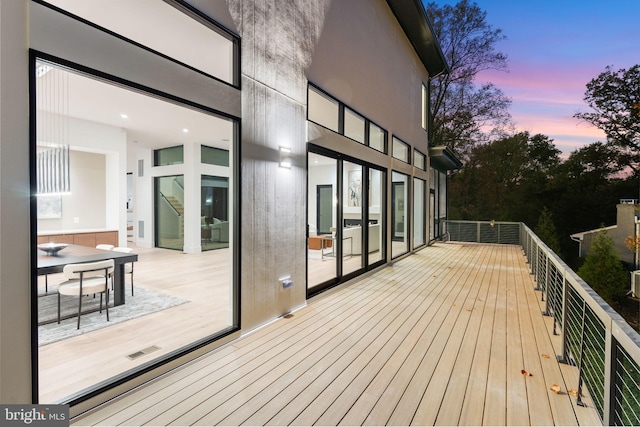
[120,114,128,119]
[182,128,189,133]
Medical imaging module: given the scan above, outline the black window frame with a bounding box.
[392,136,411,164]
[307,83,388,154]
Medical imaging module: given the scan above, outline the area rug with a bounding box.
[38,286,188,346]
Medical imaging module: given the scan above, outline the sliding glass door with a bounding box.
[391,171,409,258]
[368,168,385,264]
[307,148,386,294]
[343,161,364,276]
[413,177,426,248]
[308,153,338,290]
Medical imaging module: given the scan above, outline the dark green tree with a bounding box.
[426,0,512,159]
[534,207,561,255]
[549,142,634,263]
[577,231,629,305]
[574,65,640,157]
[448,132,560,225]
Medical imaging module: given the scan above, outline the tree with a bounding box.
[426,0,513,158]
[574,65,640,161]
[577,231,629,305]
[535,207,561,255]
[550,142,633,250]
[448,132,560,224]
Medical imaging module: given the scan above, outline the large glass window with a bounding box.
[393,137,410,163]
[308,86,340,132]
[201,145,229,167]
[154,146,184,166]
[430,167,436,241]
[34,60,236,404]
[307,84,388,154]
[414,149,426,170]
[369,122,386,153]
[413,177,426,248]
[344,108,365,144]
[439,170,448,232]
[391,171,409,258]
[44,0,237,85]
[422,83,428,130]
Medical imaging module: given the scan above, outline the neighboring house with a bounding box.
[570,200,640,267]
[0,0,460,414]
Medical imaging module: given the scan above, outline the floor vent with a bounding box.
[127,345,160,360]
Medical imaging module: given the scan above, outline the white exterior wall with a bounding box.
[0,0,31,404]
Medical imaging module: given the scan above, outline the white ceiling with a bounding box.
[36,62,233,150]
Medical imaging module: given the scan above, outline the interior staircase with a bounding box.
[164,195,184,236]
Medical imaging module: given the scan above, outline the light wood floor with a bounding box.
[38,245,232,403]
[73,242,602,426]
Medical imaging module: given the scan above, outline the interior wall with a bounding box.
[36,114,126,240]
[37,150,107,231]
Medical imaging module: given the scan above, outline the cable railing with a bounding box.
[445,220,640,426]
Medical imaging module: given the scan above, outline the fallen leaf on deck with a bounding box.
[466,308,473,312]
[550,384,561,394]
[568,389,579,397]
[521,369,532,377]
[541,353,550,359]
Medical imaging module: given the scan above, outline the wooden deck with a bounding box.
[73,242,602,426]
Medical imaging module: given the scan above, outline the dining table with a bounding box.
[37,244,138,306]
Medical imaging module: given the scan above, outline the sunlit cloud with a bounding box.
[460,0,640,159]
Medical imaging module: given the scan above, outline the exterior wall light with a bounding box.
[279,146,292,168]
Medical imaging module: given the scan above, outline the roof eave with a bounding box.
[385,0,450,77]
[429,145,463,171]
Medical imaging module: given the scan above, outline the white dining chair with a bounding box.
[57,259,114,329]
[112,247,135,296]
[96,244,114,251]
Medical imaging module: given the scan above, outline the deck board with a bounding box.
[73,242,601,427]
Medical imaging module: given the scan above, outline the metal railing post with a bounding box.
[576,300,587,407]
[543,256,551,315]
[602,328,614,425]
[558,273,568,362]
[534,245,542,291]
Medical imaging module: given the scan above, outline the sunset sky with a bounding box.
[432,0,640,156]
